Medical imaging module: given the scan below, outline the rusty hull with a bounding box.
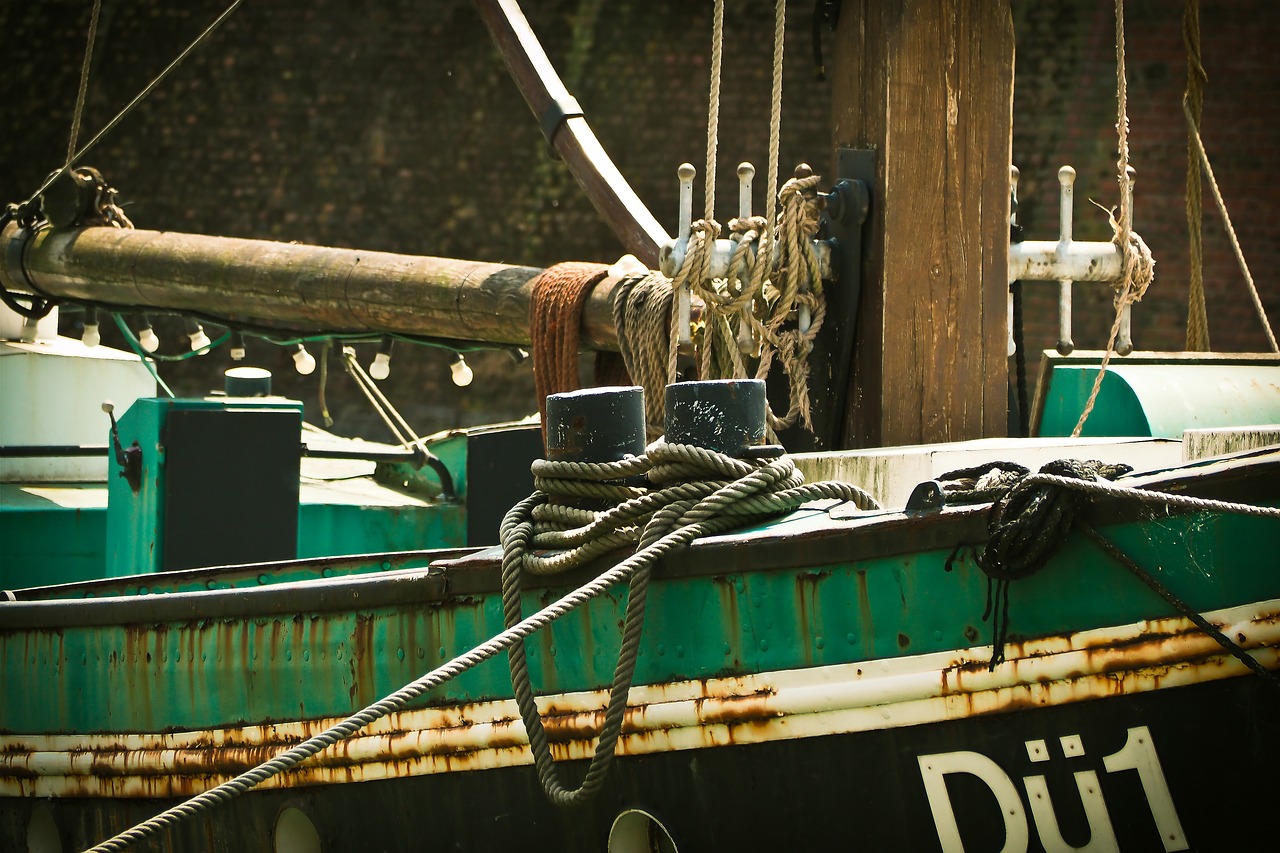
[4,599,1275,799]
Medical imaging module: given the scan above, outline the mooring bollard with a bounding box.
[664,379,773,457]
[544,385,646,463]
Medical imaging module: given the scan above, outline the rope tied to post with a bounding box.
[530,261,612,433]
[501,440,879,808]
[1073,0,1158,437]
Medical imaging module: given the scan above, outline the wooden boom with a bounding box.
[0,223,633,350]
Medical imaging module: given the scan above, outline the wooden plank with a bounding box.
[0,223,634,350]
[831,0,1013,447]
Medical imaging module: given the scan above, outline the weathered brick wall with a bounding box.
[2,1,1276,439]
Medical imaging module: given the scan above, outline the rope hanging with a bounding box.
[529,261,611,433]
[644,0,823,438]
[1182,99,1279,353]
[1182,0,1210,351]
[1072,0,1157,437]
[611,272,679,439]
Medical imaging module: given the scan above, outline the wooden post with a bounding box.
[831,0,1013,448]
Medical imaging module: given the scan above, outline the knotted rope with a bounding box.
[941,459,1133,668]
[530,262,611,433]
[501,441,879,807]
[939,457,1280,673]
[1072,0,1157,437]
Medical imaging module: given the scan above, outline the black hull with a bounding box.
[6,674,1277,852]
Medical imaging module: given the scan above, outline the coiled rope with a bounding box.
[529,262,612,433]
[501,441,879,807]
[940,458,1280,672]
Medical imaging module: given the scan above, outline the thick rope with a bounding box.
[530,262,612,432]
[1182,100,1279,353]
[765,0,786,227]
[939,458,1280,671]
[705,0,724,221]
[1182,0,1211,351]
[84,524,664,852]
[67,0,103,168]
[1072,0,1157,437]
[611,272,678,438]
[502,441,879,808]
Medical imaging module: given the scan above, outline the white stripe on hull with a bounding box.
[3,599,1276,798]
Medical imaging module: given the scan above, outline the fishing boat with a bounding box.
[2,1,1278,851]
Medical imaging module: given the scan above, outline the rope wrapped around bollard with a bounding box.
[501,441,879,807]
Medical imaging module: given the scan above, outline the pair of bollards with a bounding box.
[544,379,773,463]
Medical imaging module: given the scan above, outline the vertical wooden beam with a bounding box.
[831,0,1013,448]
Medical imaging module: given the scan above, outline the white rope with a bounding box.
[1026,472,1280,518]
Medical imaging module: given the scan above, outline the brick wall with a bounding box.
[2,0,1276,439]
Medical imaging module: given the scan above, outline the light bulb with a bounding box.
[293,343,316,375]
[138,325,160,353]
[184,317,211,355]
[229,332,246,361]
[189,329,211,353]
[449,353,473,387]
[82,312,100,348]
[368,336,393,380]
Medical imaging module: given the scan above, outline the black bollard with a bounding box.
[664,379,775,457]
[544,386,646,462]
[224,366,272,397]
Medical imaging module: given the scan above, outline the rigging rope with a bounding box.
[706,0,724,221]
[1181,99,1279,353]
[26,0,244,207]
[67,0,103,169]
[1182,0,1211,351]
[1072,0,1157,437]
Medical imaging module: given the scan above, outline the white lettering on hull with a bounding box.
[918,726,1187,853]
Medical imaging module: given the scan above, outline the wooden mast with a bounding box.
[831,0,1014,448]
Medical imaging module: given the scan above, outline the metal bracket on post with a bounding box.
[1007,164,1141,356]
[773,147,873,452]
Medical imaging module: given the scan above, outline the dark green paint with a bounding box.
[3,508,1275,734]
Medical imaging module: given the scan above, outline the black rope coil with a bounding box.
[940,459,1133,669]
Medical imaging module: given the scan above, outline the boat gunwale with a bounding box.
[2,450,1275,630]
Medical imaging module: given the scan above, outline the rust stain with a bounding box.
[854,569,875,649]
[793,569,830,665]
[349,614,376,707]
